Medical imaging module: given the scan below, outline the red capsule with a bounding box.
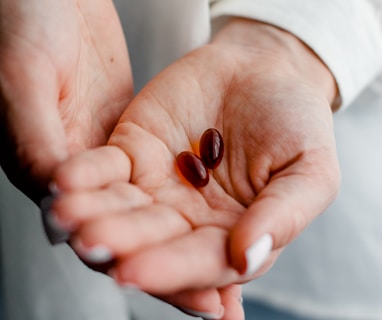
[176,151,209,188]
[200,128,224,169]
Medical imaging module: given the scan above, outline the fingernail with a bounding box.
[40,194,54,212]
[120,282,141,295]
[244,233,273,276]
[108,268,141,293]
[47,210,75,232]
[178,305,224,320]
[72,238,113,264]
[40,196,71,245]
[48,182,61,195]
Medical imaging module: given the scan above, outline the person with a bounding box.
[0,1,243,318]
[1,1,382,320]
[48,1,382,320]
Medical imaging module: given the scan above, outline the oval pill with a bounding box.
[176,151,209,188]
[200,128,224,169]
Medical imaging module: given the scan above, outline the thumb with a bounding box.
[0,60,68,202]
[229,162,340,277]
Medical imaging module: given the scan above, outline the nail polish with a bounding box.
[72,238,113,264]
[244,233,273,276]
[40,195,70,245]
[120,283,141,296]
[48,182,61,195]
[178,305,224,320]
[108,269,141,293]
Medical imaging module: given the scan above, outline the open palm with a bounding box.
[52,20,340,319]
[0,0,132,201]
[53,39,339,286]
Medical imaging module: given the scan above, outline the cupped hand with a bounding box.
[0,0,133,202]
[51,19,340,319]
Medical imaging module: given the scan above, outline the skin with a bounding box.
[0,0,133,202]
[51,18,340,319]
[0,1,243,317]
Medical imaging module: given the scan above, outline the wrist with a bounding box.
[212,18,339,110]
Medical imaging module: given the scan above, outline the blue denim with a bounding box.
[243,299,308,320]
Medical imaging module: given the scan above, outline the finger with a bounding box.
[111,227,240,295]
[163,285,243,320]
[235,247,283,286]
[71,204,191,263]
[51,181,153,228]
[229,160,340,275]
[109,121,176,189]
[52,146,131,191]
[108,120,244,230]
[0,54,67,201]
[161,288,224,320]
[219,285,245,320]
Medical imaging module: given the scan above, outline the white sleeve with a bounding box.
[210,0,382,109]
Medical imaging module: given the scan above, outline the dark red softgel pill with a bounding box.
[200,128,224,169]
[176,151,209,188]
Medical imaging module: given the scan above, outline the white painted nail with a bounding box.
[108,269,141,293]
[178,305,224,320]
[40,195,71,244]
[48,182,61,195]
[73,239,113,263]
[244,233,273,276]
[120,283,141,296]
[46,211,75,232]
[85,245,113,263]
[40,195,54,213]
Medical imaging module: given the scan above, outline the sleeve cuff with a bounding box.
[210,0,382,109]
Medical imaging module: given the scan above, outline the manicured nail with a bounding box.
[244,233,273,276]
[47,211,75,232]
[40,194,54,212]
[72,238,113,264]
[40,196,71,245]
[48,182,61,195]
[120,282,141,295]
[178,306,224,320]
[108,268,141,293]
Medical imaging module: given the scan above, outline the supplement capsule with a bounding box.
[200,128,224,169]
[176,151,209,188]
